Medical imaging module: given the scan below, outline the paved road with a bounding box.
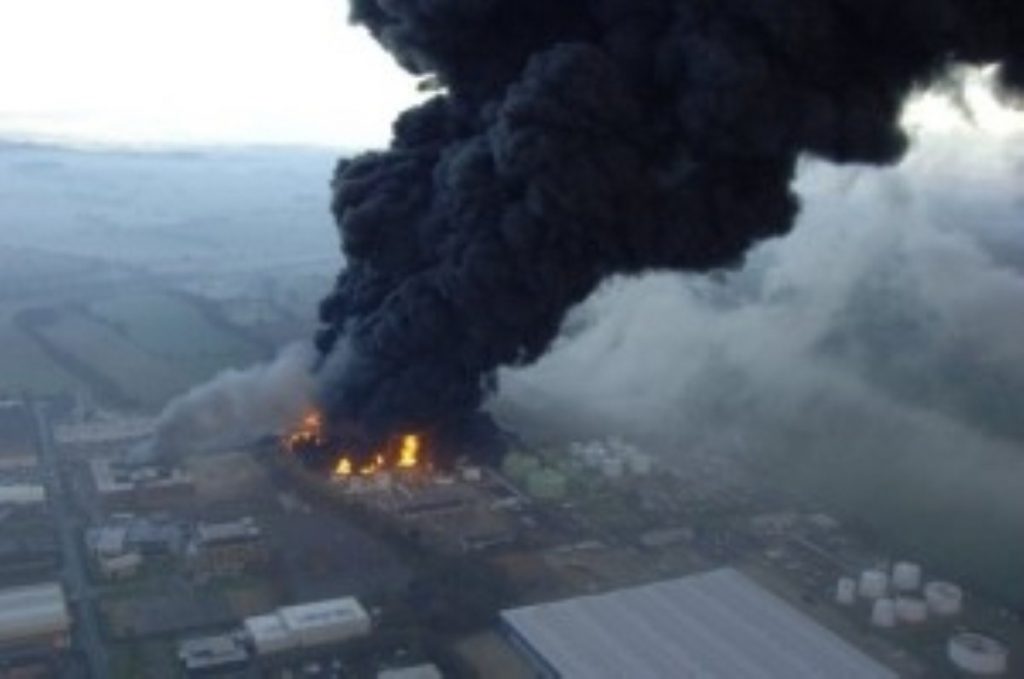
[30,401,110,679]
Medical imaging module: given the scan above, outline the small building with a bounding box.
[0,582,70,653]
[186,517,268,580]
[0,484,46,508]
[378,664,444,679]
[90,458,194,511]
[98,552,142,581]
[177,632,250,676]
[243,597,371,657]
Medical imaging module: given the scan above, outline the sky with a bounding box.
[3,1,1024,150]
[0,0,423,149]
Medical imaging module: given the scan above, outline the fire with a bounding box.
[285,414,426,480]
[398,434,421,468]
[287,411,324,449]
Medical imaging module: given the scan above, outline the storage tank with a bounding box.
[924,581,963,616]
[601,457,625,479]
[501,454,540,483]
[835,577,857,606]
[891,562,922,592]
[858,569,889,600]
[947,633,1008,676]
[871,598,897,628]
[526,469,568,501]
[627,453,654,476]
[895,597,928,624]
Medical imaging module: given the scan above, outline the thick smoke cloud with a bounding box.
[137,343,316,462]
[495,109,1024,604]
[316,0,1023,447]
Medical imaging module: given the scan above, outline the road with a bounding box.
[30,400,110,679]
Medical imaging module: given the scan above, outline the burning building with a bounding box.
[283,410,430,478]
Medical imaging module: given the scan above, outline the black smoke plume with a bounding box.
[315,0,1022,453]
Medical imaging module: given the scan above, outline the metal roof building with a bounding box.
[501,568,898,679]
[0,582,70,649]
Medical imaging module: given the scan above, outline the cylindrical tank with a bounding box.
[948,633,1008,676]
[871,598,897,628]
[501,454,540,482]
[859,569,889,600]
[526,469,568,501]
[895,597,929,624]
[892,562,922,592]
[925,581,963,616]
[835,577,857,606]
[627,454,653,476]
[601,457,625,479]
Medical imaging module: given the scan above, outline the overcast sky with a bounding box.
[1,1,1022,149]
[0,0,422,148]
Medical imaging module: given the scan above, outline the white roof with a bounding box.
[502,568,899,679]
[0,484,46,506]
[244,613,293,644]
[0,582,70,642]
[279,597,369,631]
[378,664,443,679]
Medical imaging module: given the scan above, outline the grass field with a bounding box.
[0,285,280,409]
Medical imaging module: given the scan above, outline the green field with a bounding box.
[0,287,274,409]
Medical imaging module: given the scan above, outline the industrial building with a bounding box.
[0,582,70,653]
[244,597,371,657]
[501,568,899,679]
[186,516,268,580]
[177,632,250,676]
[89,457,194,510]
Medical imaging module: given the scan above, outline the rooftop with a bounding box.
[502,567,899,679]
[0,582,69,642]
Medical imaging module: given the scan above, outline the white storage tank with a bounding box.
[924,581,963,616]
[871,598,897,628]
[835,577,857,606]
[858,569,889,600]
[948,633,1008,676]
[601,457,625,479]
[891,562,922,592]
[895,597,928,624]
[627,453,654,476]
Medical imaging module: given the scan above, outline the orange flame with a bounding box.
[398,434,421,468]
[335,457,353,476]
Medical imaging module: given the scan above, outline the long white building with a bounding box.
[0,582,71,651]
[244,596,371,656]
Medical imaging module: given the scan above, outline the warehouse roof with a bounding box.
[502,568,898,679]
[0,582,69,643]
[279,596,368,631]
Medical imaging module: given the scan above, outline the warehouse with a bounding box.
[244,596,371,656]
[502,568,898,679]
[0,582,70,652]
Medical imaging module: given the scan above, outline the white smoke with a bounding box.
[139,342,317,461]
[494,88,1024,601]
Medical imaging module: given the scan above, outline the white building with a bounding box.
[244,597,371,656]
[0,582,70,651]
[0,484,46,507]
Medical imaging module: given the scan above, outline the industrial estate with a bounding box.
[0,395,1020,678]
